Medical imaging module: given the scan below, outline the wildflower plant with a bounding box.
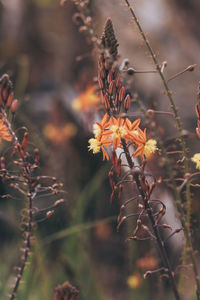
[87,15,200,300]
[0,74,65,300]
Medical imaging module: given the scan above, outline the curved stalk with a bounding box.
[123,1,200,297]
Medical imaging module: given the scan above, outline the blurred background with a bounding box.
[0,0,200,299]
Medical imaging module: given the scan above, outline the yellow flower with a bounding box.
[191,153,200,170]
[88,138,101,154]
[127,273,141,289]
[88,136,112,160]
[144,139,158,159]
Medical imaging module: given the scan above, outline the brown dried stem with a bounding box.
[123,1,200,297]
[121,138,181,300]
[1,108,35,300]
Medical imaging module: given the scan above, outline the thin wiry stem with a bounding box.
[121,138,181,300]
[123,1,200,297]
[1,109,35,300]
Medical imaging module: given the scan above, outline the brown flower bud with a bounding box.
[114,95,118,105]
[108,80,116,95]
[98,76,104,90]
[17,143,25,159]
[104,59,111,70]
[46,210,54,219]
[6,91,13,107]
[54,199,65,206]
[22,132,28,149]
[124,94,130,111]
[104,95,110,110]
[100,67,106,79]
[107,71,113,84]
[11,99,18,113]
[119,86,125,102]
[115,74,121,88]
[195,103,200,119]
[100,91,104,103]
[111,64,116,74]
[34,148,40,164]
[0,157,5,169]
[196,127,200,138]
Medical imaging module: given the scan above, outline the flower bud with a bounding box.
[6,91,13,107]
[108,80,116,95]
[11,99,18,113]
[119,86,125,102]
[124,94,130,111]
[98,77,104,90]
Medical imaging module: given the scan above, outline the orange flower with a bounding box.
[72,86,100,111]
[133,128,158,160]
[88,114,158,161]
[43,123,77,145]
[103,116,127,149]
[93,113,110,140]
[0,119,12,143]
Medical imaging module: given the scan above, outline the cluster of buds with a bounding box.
[98,19,131,114]
[0,74,18,113]
[89,19,158,161]
[54,282,79,300]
